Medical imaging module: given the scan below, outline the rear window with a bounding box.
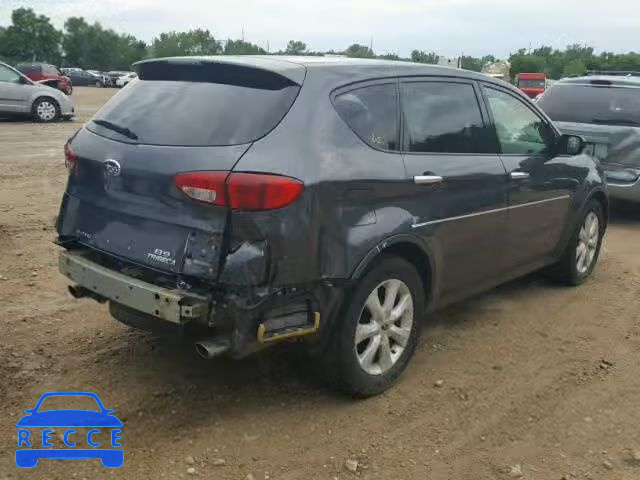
[17,64,38,74]
[87,63,301,146]
[538,84,640,126]
[518,79,545,88]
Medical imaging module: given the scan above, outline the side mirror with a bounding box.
[18,76,28,85]
[557,134,585,156]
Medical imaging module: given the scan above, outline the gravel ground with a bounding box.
[1,87,640,480]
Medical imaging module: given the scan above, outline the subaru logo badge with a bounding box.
[103,159,121,177]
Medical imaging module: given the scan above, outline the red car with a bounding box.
[516,72,546,99]
[16,63,73,95]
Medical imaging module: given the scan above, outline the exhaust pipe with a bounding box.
[68,285,107,303]
[194,338,229,359]
[68,284,90,299]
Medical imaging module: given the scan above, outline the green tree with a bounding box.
[509,54,547,77]
[151,29,221,57]
[461,56,483,71]
[563,58,586,76]
[63,17,147,70]
[0,8,61,64]
[223,39,266,55]
[410,50,438,64]
[344,44,375,58]
[378,53,401,61]
[284,40,307,55]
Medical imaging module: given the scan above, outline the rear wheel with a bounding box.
[32,97,60,123]
[553,199,605,285]
[315,256,424,397]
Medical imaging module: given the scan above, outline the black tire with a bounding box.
[553,199,605,285]
[314,255,424,397]
[31,97,60,123]
[64,85,73,95]
[96,80,103,88]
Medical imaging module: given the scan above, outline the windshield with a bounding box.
[87,73,300,146]
[37,395,101,412]
[518,79,545,88]
[538,84,640,126]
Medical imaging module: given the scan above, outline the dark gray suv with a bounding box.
[56,56,608,396]
[537,74,640,203]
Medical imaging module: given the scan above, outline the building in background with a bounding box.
[482,60,512,82]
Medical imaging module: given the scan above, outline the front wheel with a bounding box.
[553,199,605,285]
[32,97,60,123]
[315,256,424,397]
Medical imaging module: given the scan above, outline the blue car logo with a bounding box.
[15,391,123,468]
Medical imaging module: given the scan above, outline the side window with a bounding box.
[400,81,490,154]
[484,87,555,155]
[333,83,398,151]
[0,65,21,83]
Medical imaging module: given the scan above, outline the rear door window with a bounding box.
[400,81,491,154]
[86,63,301,146]
[333,83,399,151]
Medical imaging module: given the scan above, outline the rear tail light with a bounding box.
[175,172,304,211]
[64,142,76,174]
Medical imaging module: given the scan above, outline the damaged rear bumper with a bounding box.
[58,249,330,358]
[59,250,208,323]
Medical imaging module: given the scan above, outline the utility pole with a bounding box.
[369,35,373,52]
[242,27,245,43]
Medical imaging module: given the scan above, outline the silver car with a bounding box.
[0,61,74,122]
[537,74,640,202]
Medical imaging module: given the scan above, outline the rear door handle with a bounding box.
[414,175,443,185]
[510,171,530,180]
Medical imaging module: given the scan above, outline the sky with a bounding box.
[0,0,638,58]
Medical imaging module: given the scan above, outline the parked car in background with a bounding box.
[16,63,73,95]
[0,61,74,122]
[56,56,607,396]
[105,71,130,87]
[537,74,640,203]
[87,70,109,85]
[115,72,137,87]
[516,72,547,99]
[61,67,82,75]
[66,69,105,87]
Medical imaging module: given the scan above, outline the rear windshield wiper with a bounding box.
[92,119,139,140]
[591,118,640,126]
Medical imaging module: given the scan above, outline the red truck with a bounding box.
[516,72,546,99]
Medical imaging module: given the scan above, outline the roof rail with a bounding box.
[585,70,640,77]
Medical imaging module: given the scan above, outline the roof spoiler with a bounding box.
[133,56,306,86]
[586,70,640,77]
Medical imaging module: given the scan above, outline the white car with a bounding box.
[0,61,74,122]
[115,72,137,88]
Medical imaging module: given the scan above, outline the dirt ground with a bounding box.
[1,87,640,480]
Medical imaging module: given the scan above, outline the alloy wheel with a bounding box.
[355,279,414,376]
[576,211,599,274]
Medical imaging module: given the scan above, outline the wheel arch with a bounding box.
[351,234,435,308]
[586,188,609,227]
